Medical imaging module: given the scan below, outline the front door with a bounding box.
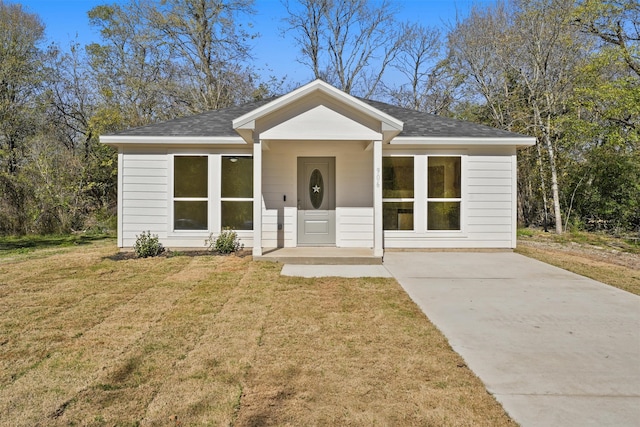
[297,157,336,245]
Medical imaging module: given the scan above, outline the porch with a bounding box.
[253,246,382,265]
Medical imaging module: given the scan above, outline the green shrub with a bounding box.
[134,231,165,258]
[205,229,244,254]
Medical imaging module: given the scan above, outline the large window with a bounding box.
[427,156,461,230]
[382,157,414,230]
[221,156,253,230]
[174,156,208,230]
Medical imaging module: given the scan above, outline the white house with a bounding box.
[101,80,535,259]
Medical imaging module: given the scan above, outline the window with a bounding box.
[174,156,208,230]
[221,156,253,230]
[427,156,461,230]
[382,157,414,230]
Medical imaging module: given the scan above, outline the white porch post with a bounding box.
[373,139,383,257]
[253,139,263,256]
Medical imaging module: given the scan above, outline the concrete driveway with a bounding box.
[383,252,640,427]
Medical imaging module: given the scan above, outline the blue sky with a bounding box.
[18,0,491,84]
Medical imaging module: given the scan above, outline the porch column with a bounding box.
[253,139,262,256]
[373,139,383,257]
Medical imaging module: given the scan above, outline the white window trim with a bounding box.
[169,154,212,236]
[220,155,254,231]
[382,155,416,232]
[425,154,466,235]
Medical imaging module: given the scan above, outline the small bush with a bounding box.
[205,229,244,254]
[134,231,165,258]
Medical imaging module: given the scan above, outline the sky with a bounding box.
[17,0,492,85]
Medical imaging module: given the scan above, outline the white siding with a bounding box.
[120,150,168,247]
[261,207,296,248]
[261,140,373,247]
[383,147,518,249]
[117,143,519,250]
[336,208,374,248]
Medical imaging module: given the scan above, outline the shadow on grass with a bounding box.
[0,234,115,255]
[105,249,252,262]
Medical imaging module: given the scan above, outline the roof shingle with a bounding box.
[110,96,528,139]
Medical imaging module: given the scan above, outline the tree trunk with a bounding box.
[536,107,563,234]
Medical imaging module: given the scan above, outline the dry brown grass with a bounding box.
[517,232,640,296]
[0,243,514,426]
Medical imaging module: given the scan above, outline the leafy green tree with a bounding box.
[562,0,640,231]
[0,1,46,233]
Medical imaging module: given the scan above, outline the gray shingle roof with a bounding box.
[360,99,528,139]
[111,96,528,139]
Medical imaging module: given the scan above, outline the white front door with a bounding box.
[297,157,336,246]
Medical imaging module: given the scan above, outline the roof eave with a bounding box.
[100,135,247,146]
[391,136,536,148]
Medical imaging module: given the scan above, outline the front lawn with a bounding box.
[0,243,513,426]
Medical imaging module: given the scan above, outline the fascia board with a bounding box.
[100,135,247,145]
[232,80,404,132]
[391,136,537,147]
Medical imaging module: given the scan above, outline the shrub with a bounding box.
[134,231,165,258]
[205,229,244,254]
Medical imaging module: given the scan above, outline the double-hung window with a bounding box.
[427,156,461,230]
[221,156,253,230]
[173,156,208,231]
[382,156,414,230]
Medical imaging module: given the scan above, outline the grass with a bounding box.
[516,228,640,296]
[0,233,114,259]
[517,228,640,253]
[0,242,514,426]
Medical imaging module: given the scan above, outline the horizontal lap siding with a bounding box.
[337,208,373,248]
[262,141,373,248]
[384,150,516,249]
[465,155,514,246]
[262,208,295,248]
[121,152,168,246]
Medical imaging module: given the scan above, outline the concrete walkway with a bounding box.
[383,252,640,427]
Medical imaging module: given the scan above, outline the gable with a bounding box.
[233,80,403,143]
[260,105,381,140]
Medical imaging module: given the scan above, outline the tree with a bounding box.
[0,1,46,233]
[385,23,454,114]
[575,0,639,77]
[145,0,257,111]
[283,0,406,98]
[0,0,45,174]
[563,0,640,231]
[87,2,180,128]
[447,0,586,234]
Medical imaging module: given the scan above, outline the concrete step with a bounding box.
[254,247,382,265]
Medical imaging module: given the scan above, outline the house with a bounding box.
[101,80,535,258]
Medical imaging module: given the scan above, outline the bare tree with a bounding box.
[283,0,406,98]
[447,0,585,234]
[385,22,451,113]
[145,0,257,111]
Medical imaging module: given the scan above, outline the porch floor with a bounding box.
[254,247,382,265]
